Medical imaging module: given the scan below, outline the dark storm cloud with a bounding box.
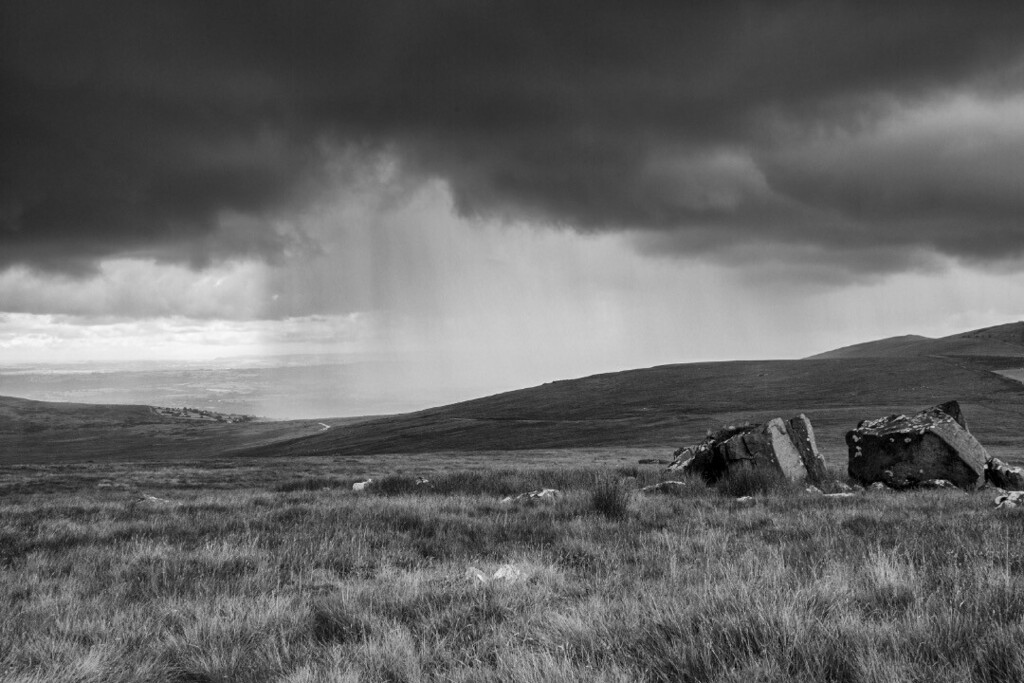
[3,0,1024,272]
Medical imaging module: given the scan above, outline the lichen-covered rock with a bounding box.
[995,491,1024,509]
[667,414,826,484]
[986,458,1024,491]
[847,401,988,490]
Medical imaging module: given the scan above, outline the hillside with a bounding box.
[808,321,1024,359]
[237,355,1024,464]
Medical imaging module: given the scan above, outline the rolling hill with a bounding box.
[808,321,1024,359]
[3,322,1024,466]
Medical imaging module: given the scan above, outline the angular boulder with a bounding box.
[846,401,988,490]
[667,414,827,484]
[986,458,1024,491]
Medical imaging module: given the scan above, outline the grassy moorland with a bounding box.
[2,454,1023,683]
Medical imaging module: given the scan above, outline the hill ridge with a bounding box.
[808,321,1024,360]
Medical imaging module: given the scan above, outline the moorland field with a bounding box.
[2,322,1024,681]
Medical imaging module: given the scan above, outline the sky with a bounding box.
[3,1,1024,408]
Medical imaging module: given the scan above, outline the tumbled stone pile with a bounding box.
[667,414,827,484]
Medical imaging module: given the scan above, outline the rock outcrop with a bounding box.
[667,414,827,484]
[846,401,988,490]
[986,458,1024,491]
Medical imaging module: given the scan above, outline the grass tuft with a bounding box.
[590,478,631,519]
[311,596,375,645]
[714,466,791,497]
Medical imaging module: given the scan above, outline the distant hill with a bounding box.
[0,395,173,433]
[808,321,1024,359]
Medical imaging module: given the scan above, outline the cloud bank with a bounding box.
[4,1,1024,275]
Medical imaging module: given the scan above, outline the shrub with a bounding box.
[591,478,631,519]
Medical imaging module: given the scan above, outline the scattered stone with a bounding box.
[824,492,857,499]
[986,458,1024,491]
[465,566,489,583]
[805,485,823,495]
[492,564,526,583]
[995,491,1024,509]
[735,496,755,504]
[135,494,174,505]
[846,401,988,490]
[500,488,562,503]
[639,481,687,494]
[667,414,827,484]
[638,459,673,465]
[466,564,529,584]
[352,479,374,492]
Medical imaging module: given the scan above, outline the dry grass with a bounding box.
[1,454,1023,682]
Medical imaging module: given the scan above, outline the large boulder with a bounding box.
[846,401,988,490]
[667,414,827,484]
